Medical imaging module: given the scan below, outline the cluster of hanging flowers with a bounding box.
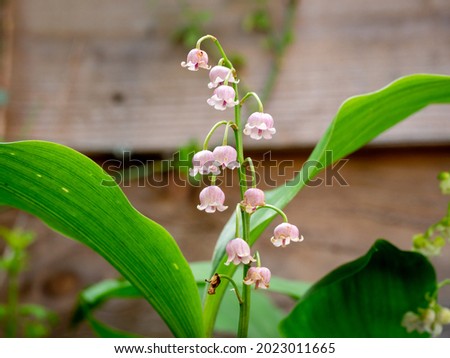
[181,35,303,293]
[402,300,450,337]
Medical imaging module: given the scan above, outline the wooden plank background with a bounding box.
[4,0,450,153]
[0,0,14,140]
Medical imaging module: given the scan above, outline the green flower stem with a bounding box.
[218,36,252,337]
[201,36,251,338]
[233,80,252,339]
[218,274,243,305]
[223,69,234,86]
[222,122,230,146]
[255,251,261,267]
[438,279,450,290]
[203,121,229,150]
[240,92,264,112]
[211,37,234,72]
[238,265,251,338]
[256,204,289,222]
[243,157,257,188]
[5,247,20,338]
[235,204,241,238]
[196,35,217,49]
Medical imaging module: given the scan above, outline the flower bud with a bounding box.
[208,65,239,89]
[190,150,220,176]
[197,186,228,213]
[243,112,276,140]
[207,85,239,111]
[212,145,239,170]
[225,238,256,266]
[243,266,271,289]
[181,49,210,71]
[241,188,265,213]
[271,223,304,247]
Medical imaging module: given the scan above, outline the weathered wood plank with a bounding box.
[5,0,450,152]
[0,0,14,139]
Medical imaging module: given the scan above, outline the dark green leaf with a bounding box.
[86,313,140,338]
[279,240,437,337]
[0,141,204,337]
[72,279,140,326]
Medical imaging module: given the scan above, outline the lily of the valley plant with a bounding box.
[182,35,304,337]
[1,34,450,338]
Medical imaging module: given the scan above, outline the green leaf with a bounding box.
[85,314,140,338]
[19,304,57,322]
[203,74,450,335]
[79,279,141,304]
[0,141,204,337]
[268,276,311,300]
[19,304,58,338]
[279,240,437,337]
[72,279,140,326]
[0,226,35,250]
[23,322,50,338]
[213,286,285,338]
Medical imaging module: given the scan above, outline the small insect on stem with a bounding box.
[205,273,221,295]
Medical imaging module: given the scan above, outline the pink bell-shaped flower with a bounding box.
[225,238,256,266]
[207,85,239,111]
[270,223,304,247]
[197,186,228,213]
[243,266,271,289]
[208,65,239,89]
[243,112,276,140]
[212,145,239,170]
[241,188,265,213]
[181,49,210,71]
[189,150,220,176]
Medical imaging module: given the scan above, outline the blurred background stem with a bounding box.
[4,245,19,337]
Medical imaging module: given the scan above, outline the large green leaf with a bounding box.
[0,141,204,337]
[279,240,437,337]
[203,74,450,335]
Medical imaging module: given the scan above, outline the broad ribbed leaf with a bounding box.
[203,74,450,335]
[279,240,437,337]
[0,141,204,337]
